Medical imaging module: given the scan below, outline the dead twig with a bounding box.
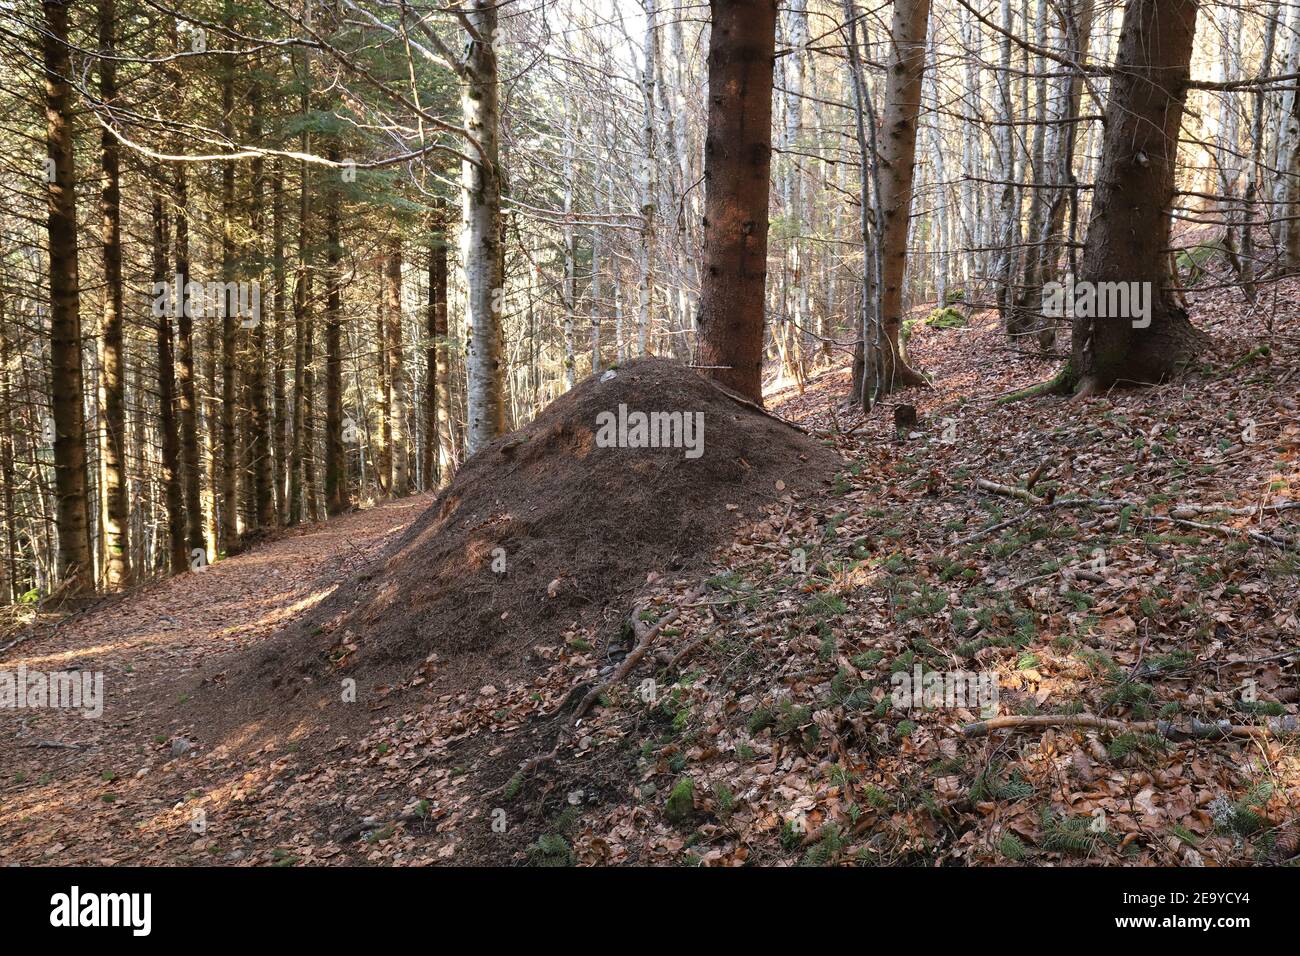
[573,585,707,719]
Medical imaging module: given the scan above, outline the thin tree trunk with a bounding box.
[637,0,659,356]
[324,143,349,515]
[248,79,274,530]
[385,236,409,496]
[428,213,454,490]
[173,167,205,561]
[218,0,239,548]
[152,187,187,574]
[1238,10,1277,301]
[373,261,391,498]
[272,164,288,519]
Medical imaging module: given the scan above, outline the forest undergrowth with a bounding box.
[2,289,1297,867]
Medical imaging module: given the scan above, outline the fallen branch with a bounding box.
[974,478,1042,505]
[962,713,1299,741]
[968,481,1296,549]
[573,585,707,719]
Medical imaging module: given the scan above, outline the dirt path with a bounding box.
[0,495,429,864]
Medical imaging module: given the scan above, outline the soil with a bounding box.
[185,357,838,755]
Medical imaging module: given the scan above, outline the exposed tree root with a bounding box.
[995,364,1073,405]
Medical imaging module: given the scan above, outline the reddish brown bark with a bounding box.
[695,0,778,403]
[43,0,94,596]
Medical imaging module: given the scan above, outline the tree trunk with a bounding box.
[324,143,349,515]
[637,0,658,356]
[1239,9,1277,301]
[96,0,129,588]
[247,79,274,530]
[462,0,506,455]
[384,237,409,496]
[152,187,187,575]
[43,0,94,597]
[218,2,239,549]
[428,217,454,490]
[1068,0,1203,394]
[562,106,578,389]
[373,263,391,498]
[695,0,778,403]
[172,165,206,562]
[290,19,312,525]
[872,0,930,391]
[272,165,288,519]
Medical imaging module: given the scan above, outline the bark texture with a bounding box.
[872,0,930,391]
[1069,0,1203,393]
[462,0,506,454]
[43,0,94,596]
[696,0,779,403]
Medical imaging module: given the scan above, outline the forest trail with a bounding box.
[0,495,429,864]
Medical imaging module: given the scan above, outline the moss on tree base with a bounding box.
[996,364,1074,405]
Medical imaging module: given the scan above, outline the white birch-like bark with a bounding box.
[636,0,658,356]
[462,0,505,454]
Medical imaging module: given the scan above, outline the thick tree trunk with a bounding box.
[1069,0,1203,394]
[43,0,94,596]
[152,188,187,575]
[873,0,930,390]
[462,0,506,455]
[97,0,129,588]
[695,0,778,403]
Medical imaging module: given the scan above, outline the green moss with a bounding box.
[665,778,695,822]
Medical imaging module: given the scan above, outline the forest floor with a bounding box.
[3,287,1299,867]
